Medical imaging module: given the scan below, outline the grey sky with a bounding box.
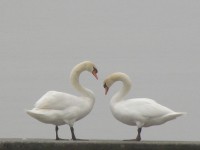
[0,0,200,141]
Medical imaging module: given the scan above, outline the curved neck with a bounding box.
[110,76,132,105]
[70,64,95,100]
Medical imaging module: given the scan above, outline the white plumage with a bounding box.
[27,91,93,126]
[27,61,98,140]
[103,72,185,141]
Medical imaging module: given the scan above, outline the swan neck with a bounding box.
[70,65,95,100]
[111,77,131,104]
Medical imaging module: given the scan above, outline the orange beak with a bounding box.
[92,70,98,80]
[105,86,109,95]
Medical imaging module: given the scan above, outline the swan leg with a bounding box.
[69,126,89,141]
[123,128,142,141]
[55,126,61,140]
[70,126,77,140]
[135,128,142,141]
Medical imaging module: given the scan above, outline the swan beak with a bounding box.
[105,86,109,95]
[92,70,98,80]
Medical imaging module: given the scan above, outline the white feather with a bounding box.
[26,61,97,127]
[104,72,186,129]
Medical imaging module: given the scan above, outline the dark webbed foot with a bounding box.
[123,138,141,141]
[124,128,142,142]
[56,137,64,140]
[72,138,89,141]
[69,127,89,141]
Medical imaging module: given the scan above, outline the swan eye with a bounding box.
[93,67,98,73]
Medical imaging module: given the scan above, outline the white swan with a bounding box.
[27,61,98,140]
[103,72,185,141]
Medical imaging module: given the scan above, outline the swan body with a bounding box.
[27,61,98,140]
[27,91,94,126]
[111,98,183,127]
[103,72,185,141]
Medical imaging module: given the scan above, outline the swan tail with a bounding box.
[26,109,51,123]
[26,109,42,119]
[177,112,187,116]
[26,109,39,118]
[164,112,186,121]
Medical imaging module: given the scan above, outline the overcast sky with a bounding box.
[0,0,200,141]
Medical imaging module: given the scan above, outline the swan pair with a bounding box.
[27,61,185,141]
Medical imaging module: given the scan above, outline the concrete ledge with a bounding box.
[0,139,200,150]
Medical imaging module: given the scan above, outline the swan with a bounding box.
[103,72,185,141]
[26,61,98,140]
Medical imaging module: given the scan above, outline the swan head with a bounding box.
[103,72,131,95]
[82,61,98,80]
[92,67,98,80]
[103,82,109,95]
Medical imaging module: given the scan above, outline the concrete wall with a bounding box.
[0,139,199,150]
